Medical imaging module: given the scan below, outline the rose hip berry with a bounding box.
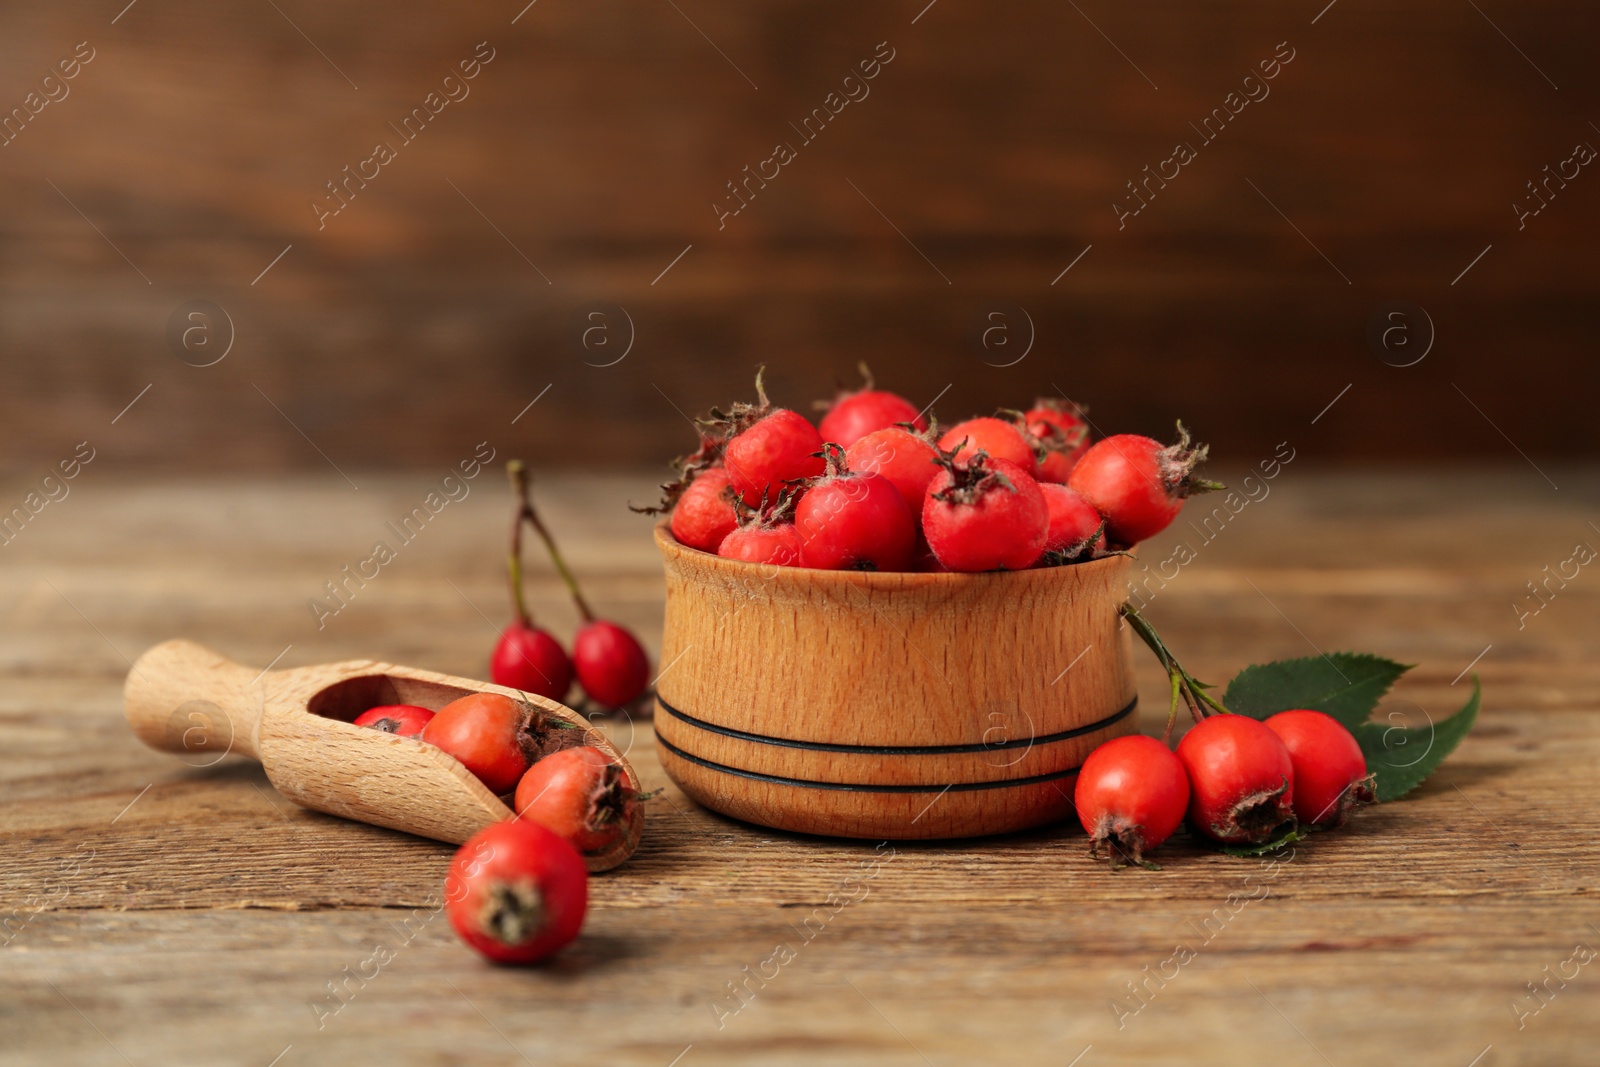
[921,452,1049,572]
[815,363,927,448]
[1264,710,1376,827]
[1038,482,1106,562]
[1176,714,1296,844]
[1026,397,1091,484]
[1068,423,1220,546]
[937,417,1040,476]
[352,704,434,737]
[719,493,804,566]
[795,444,917,571]
[670,467,739,552]
[719,521,803,566]
[423,693,545,795]
[1074,735,1190,867]
[445,820,588,965]
[715,369,826,507]
[844,425,940,513]
[515,745,646,866]
[572,620,651,710]
[491,623,573,703]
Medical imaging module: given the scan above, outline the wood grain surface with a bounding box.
[2,467,1597,1065]
[2,1,1598,474]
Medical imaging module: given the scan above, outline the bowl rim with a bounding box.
[652,520,1130,588]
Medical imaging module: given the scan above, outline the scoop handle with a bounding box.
[124,639,268,762]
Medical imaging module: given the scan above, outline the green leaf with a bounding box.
[1352,679,1481,802]
[1219,826,1306,857]
[1222,652,1413,730]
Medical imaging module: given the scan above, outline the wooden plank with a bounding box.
[2,3,1598,472]
[2,470,1598,1063]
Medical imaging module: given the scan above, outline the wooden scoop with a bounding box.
[123,639,643,871]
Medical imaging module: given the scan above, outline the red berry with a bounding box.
[572,619,651,709]
[937,417,1040,476]
[1026,397,1090,442]
[1037,483,1106,562]
[490,622,573,703]
[719,523,803,566]
[515,746,644,859]
[718,498,804,567]
[1264,710,1376,827]
[1074,735,1190,866]
[1175,715,1296,844]
[724,408,826,508]
[669,467,739,552]
[795,445,918,571]
[922,454,1048,572]
[1026,398,1091,483]
[815,365,926,448]
[844,426,940,513]
[423,693,543,795]
[445,820,587,965]
[352,704,434,737]
[1067,423,1218,546]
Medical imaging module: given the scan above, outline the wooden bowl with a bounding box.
[652,524,1138,840]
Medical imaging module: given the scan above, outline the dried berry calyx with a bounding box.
[1031,395,1089,421]
[588,762,660,829]
[1199,774,1294,842]
[994,408,1058,467]
[1158,420,1226,499]
[1040,518,1107,567]
[631,434,723,515]
[695,365,774,443]
[732,484,800,529]
[481,881,547,946]
[928,443,1016,507]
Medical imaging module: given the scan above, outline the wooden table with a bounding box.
[2,468,1595,1066]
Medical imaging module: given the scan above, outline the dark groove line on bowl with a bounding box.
[655,695,1137,754]
[655,734,1092,793]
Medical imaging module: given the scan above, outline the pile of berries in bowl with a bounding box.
[647,366,1219,569]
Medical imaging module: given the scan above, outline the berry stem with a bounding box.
[1120,603,1232,738]
[506,462,534,628]
[510,460,596,623]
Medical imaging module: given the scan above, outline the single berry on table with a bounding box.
[445,820,588,965]
[1264,709,1376,827]
[1075,734,1190,867]
[1175,714,1296,845]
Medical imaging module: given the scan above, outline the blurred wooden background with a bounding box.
[0,0,1595,474]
